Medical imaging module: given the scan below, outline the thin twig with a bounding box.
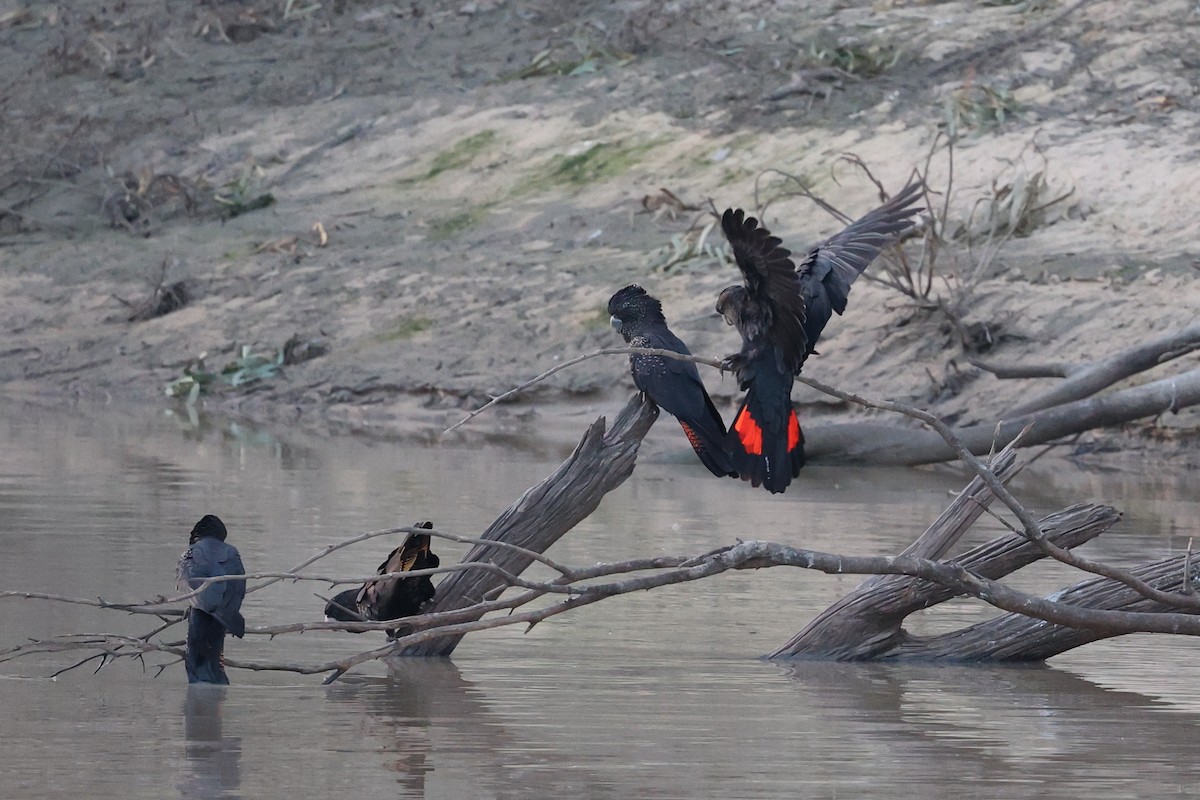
[1185,538,1195,596]
[443,346,723,434]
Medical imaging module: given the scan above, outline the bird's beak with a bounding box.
[609,315,622,331]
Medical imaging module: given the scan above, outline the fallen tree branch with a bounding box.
[771,503,1122,659]
[401,392,659,657]
[801,365,1200,466]
[890,550,1200,661]
[9,530,1200,678]
[968,358,1071,379]
[1001,321,1200,416]
[797,373,1200,613]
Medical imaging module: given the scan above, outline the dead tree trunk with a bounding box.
[766,437,1200,661]
[801,323,1200,466]
[803,365,1200,466]
[397,393,658,657]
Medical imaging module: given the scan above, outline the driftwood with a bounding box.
[975,321,1200,416]
[800,319,1200,465]
[771,502,1123,660]
[398,393,658,657]
[891,551,1200,661]
[804,366,1200,465]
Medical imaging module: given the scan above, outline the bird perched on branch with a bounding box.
[177,514,246,684]
[323,522,439,639]
[717,180,924,493]
[608,284,737,478]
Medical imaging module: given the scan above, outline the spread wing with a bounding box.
[796,180,924,356]
[721,208,808,373]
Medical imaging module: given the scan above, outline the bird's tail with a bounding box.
[324,588,365,625]
[185,610,231,685]
[676,397,738,478]
[221,609,246,639]
[727,389,805,494]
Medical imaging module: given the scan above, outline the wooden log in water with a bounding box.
[395,393,658,658]
[770,502,1122,660]
[888,550,1199,661]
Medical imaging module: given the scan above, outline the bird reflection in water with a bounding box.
[177,686,242,800]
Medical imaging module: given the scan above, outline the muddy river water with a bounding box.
[2,401,1199,799]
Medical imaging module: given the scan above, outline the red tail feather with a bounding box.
[787,410,802,452]
[733,406,764,455]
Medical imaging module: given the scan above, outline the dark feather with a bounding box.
[323,522,439,638]
[717,180,923,493]
[720,209,808,375]
[795,179,924,356]
[177,536,246,639]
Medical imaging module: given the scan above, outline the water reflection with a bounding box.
[4,400,1200,800]
[327,661,657,799]
[178,687,242,800]
[778,661,1200,795]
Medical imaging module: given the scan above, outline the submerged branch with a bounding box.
[9,532,1200,677]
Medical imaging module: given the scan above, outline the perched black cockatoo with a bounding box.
[608,284,736,477]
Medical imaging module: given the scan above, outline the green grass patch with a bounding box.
[804,36,901,78]
[376,317,432,343]
[408,130,498,183]
[521,140,659,194]
[943,82,1023,138]
[165,345,284,402]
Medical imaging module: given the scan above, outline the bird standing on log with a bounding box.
[177,514,246,684]
[608,284,737,478]
[717,181,924,493]
[323,522,440,639]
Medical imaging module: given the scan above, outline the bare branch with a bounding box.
[444,346,719,434]
[0,590,185,617]
[13,533,1200,679]
[968,357,1072,379]
[1005,321,1200,416]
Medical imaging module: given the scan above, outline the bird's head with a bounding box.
[607,284,664,338]
[715,285,749,328]
[189,514,228,544]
